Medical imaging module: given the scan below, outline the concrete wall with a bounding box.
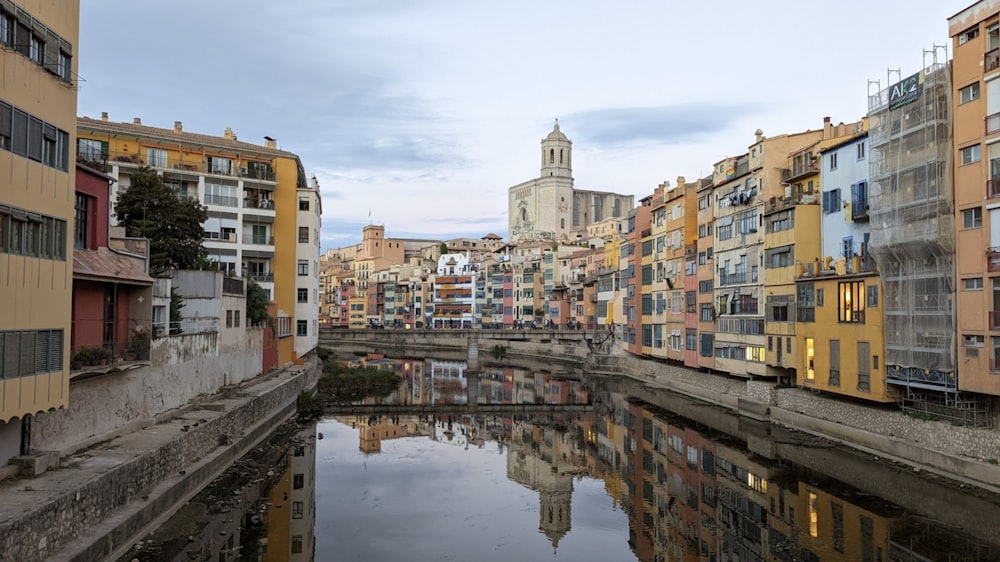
[0,362,319,562]
[33,328,264,455]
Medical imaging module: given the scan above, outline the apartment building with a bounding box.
[0,0,79,463]
[951,0,1000,426]
[294,181,321,357]
[75,117,318,365]
[695,176,717,370]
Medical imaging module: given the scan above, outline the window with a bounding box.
[146,147,167,168]
[965,334,986,347]
[29,34,43,65]
[866,284,878,307]
[0,10,8,46]
[829,152,838,170]
[204,182,238,207]
[858,341,871,392]
[293,473,304,489]
[822,189,842,213]
[297,260,309,276]
[770,305,788,322]
[226,310,233,328]
[959,26,980,44]
[839,281,865,323]
[298,226,309,243]
[857,141,866,160]
[292,501,304,519]
[963,207,983,229]
[234,310,240,327]
[0,329,64,378]
[829,339,840,386]
[297,288,309,303]
[78,138,107,162]
[74,194,89,249]
[700,304,713,322]
[960,82,981,104]
[296,320,308,336]
[964,277,985,290]
[292,535,303,554]
[961,144,982,165]
[0,205,66,261]
[57,51,71,82]
[767,245,793,269]
[207,155,232,174]
[299,198,309,211]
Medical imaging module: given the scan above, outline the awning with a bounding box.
[73,247,155,285]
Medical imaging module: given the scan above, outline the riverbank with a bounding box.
[0,357,320,562]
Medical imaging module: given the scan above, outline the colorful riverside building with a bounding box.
[695,175,717,370]
[0,0,79,462]
[764,118,865,383]
[794,120,897,402]
[76,116,318,365]
[951,1,1000,426]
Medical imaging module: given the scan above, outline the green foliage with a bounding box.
[71,346,112,367]
[315,352,402,404]
[114,166,209,274]
[246,279,270,326]
[296,390,323,421]
[169,288,184,335]
[439,242,449,255]
[128,330,151,360]
[490,344,509,361]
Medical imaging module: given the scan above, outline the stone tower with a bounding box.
[540,122,572,178]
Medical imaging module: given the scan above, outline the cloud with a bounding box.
[565,103,767,149]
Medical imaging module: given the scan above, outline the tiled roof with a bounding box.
[74,247,155,285]
[77,117,301,159]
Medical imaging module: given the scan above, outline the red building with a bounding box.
[70,165,153,370]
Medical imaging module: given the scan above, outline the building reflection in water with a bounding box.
[263,423,318,561]
[327,356,1000,562]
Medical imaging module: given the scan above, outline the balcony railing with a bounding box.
[247,236,275,246]
[244,197,276,210]
[719,272,746,286]
[781,161,819,183]
[851,198,870,221]
[989,178,1000,200]
[71,339,150,370]
[987,48,1000,72]
[988,113,1000,136]
[249,272,274,283]
[988,247,1000,272]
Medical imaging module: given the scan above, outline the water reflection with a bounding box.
[137,356,1000,561]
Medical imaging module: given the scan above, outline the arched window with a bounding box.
[560,218,565,229]
[559,149,563,164]
[550,149,554,163]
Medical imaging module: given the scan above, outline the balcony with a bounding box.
[988,113,1000,136]
[764,192,819,214]
[989,178,1000,200]
[246,235,275,247]
[719,272,746,286]
[851,197,870,221]
[70,339,150,372]
[249,272,274,283]
[988,247,1000,272]
[780,161,819,183]
[987,48,1000,73]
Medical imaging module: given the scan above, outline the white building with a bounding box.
[294,177,322,358]
[818,130,871,262]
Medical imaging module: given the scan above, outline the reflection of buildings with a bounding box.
[429,360,468,403]
[265,425,318,561]
[506,417,586,551]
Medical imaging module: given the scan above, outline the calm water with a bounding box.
[128,357,1000,562]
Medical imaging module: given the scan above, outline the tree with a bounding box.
[115,166,208,274]
[439,242,448,256]
[246,279,270,326]
[169,287,184,335]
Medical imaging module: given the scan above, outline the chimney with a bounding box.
[174,121,182,133]
[133,117,141,125]
[754,129,764,143]
[223,127,234,140]
[101,111,108,121]
[823,116,832,138]
[264,136,277,149]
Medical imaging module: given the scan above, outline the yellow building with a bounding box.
[76,116,315,366]
[0,0,79,463]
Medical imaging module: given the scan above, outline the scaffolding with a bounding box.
[867,55,989,425]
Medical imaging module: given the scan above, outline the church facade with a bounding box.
[508,123,634,242]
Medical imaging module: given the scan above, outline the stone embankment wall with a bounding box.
[0,362,319,562]
[33,328,264,455]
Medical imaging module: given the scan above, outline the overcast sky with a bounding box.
[79,1,970,250]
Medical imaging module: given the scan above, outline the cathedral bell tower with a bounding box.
[540,121,572,178]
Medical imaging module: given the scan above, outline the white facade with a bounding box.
[106,164,279,300]
[820,133,870,261]
[294,180,322,358]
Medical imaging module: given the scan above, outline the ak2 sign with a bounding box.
[888,72,921,110]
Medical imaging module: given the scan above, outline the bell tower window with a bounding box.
[550,149,555,163]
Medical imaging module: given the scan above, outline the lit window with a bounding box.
[838,281,865,323]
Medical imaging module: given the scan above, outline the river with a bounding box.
[121,356,1000,562]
